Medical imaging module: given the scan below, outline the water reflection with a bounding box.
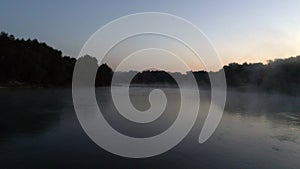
[0,88,71,139]
[0,88,299,168]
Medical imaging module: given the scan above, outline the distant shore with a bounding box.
[1,32,299,96]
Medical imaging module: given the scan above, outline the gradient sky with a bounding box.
[1,0,300,71]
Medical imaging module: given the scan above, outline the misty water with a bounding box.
[0,87,300,169]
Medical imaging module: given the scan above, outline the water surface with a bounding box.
[0,87,299,169]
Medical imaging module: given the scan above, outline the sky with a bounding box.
[1,0,300,72]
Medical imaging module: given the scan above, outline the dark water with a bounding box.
[0,87,300,169]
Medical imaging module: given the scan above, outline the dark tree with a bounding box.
[0,32,299,95]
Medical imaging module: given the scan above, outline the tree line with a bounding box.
[0,32,299,95]
[0,32,112,87]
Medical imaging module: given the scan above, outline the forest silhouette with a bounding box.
[0,32,299,95]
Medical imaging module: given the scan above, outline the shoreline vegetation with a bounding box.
[0,32,299,95]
